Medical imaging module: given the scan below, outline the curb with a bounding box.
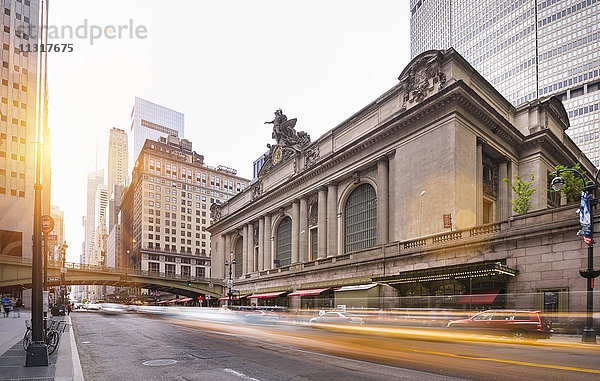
[54,315,84,381]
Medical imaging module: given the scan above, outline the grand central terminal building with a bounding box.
[208,49,597,317]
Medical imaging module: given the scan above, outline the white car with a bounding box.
[99,303,125,315]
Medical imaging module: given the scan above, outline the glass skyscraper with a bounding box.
[410,0,600,165]
[129,97,184,171]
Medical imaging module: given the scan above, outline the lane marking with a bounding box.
[259,329,600,375]
[223,368,261,380]
[379,345,600,374]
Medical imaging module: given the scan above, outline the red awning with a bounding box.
[167,299,178,303]
[178,298,192,302]
[288,288,330,297]
[457,290,500,305]
[247,291,287,299]
[218,296,240,301]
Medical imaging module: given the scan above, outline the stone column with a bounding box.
[242,225,248,275]
[224,233,231,266]
[476,143,483,224]
[264,215,272,269]
[377,156,389,244]
[291,200,300,264]
[327,183,338,257]
[498,160,509,221]
[299,197,308,262]
[247,221,255,272]
[317,186,327,259]
[258,218,265,271]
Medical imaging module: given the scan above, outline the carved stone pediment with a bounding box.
[304,146,320,169]
[210,203,221,223]
[259,109,311,178]
[251,181,263,200]
[398,51,446,112]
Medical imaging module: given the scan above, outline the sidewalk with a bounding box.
[0,311,83,380]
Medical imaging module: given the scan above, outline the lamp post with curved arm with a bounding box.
[225,253,235,307]
[551,168,600,343]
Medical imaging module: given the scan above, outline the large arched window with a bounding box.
[276,217,292,267]
[344,183,377,253]
[234,237,243,278]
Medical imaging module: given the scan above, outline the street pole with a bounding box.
[225,252,235,307]
[43,233,48,292]
[582,212,596,343]
[419,190,426,237]
[26,0,49,366]
[551,168,600,344]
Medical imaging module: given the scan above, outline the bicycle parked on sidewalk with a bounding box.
[22,319,68,355]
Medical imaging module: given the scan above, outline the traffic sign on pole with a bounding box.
[41,215,55,234]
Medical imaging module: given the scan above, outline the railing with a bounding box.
[432,231,462,244]
[0,255,224,286]
[403,238,426,249]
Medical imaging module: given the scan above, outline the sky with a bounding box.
[46,1,411,262]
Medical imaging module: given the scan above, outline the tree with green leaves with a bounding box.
[504,173,537,214]
[548,163,587,203]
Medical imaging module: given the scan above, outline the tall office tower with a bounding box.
[107,127,128,195]
[50,205,64,261]
[410,0,600,165]
[121,135,248,279]
[0,0,42,259]
[84,169,104,265]
[129,97,184,171]
[89,184,107,301]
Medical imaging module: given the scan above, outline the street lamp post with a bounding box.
[551,168,600,343]
[225,253,235,307]
[419,190,426,237]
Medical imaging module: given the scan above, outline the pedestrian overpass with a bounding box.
[0,255,224,298]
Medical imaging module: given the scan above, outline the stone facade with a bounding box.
[208,49,598,317]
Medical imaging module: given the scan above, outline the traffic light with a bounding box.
[187,280,192,287]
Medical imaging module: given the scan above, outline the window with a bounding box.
[344,184,377,253]
[165,263,176,275]
[310,228,318,261]
[148,262,159,273]
[234,238,243,278]
[276,217,292,267]
[196,267,205,278]
[181,265,191,277]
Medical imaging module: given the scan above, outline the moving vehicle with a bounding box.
[447,310,553,340]
[309,311,365,326]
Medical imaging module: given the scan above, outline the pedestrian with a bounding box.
[13,298,23,318]
[1,296,12,318]
[67,303,72,315]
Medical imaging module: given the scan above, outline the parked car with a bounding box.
[309,311,365,326]
[447,310,553,340]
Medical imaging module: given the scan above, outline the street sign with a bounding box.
[47,277,60,281]
[41,215,55,234]
[48,234,58,245]
[443,214,452,229]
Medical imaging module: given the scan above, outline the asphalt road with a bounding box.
[71,312,600,381]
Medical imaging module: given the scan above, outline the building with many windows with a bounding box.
[107,127,128,201]
[410,0,600,166]
[0,0,46,262]
[121,135,248,284]
[208,49,597,318]
[129,97,184,173]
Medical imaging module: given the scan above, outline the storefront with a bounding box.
[373,261,517,309]
[287,288,333,310]
[334,284,380,309]
[247,291,289,307]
